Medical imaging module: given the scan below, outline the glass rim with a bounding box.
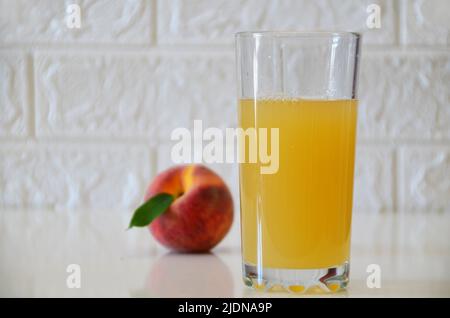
[235,30,360,39]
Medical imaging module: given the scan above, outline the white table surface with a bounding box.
[0,211,449,297]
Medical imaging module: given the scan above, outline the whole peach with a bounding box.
[146,165,233,252]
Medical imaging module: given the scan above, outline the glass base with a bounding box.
[243,262,349,294]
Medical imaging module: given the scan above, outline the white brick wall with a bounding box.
[0,52,29,136]
[353,146,394,212]
[359,53,450,139]
[0,1,449,247]
[0,143,152,209]
[402,0,450,45]
[400,146,449,212]
[0,0,154,44]
[158,0,397,45]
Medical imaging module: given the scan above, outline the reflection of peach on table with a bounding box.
[143,252,233,298]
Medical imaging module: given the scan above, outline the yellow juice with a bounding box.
[239,99,358,269]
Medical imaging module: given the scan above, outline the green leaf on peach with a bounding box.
[128,193,174,229]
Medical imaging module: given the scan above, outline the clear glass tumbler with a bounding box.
[235,31,361,293]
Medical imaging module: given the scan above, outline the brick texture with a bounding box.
[158,0,396,45]
[0,0,449,250]
[0,52,29,136]
[0,0,153,45]
[403,0,450,45]
[0,144,152,209]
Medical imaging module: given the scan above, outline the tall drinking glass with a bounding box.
[236,31,360,293]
